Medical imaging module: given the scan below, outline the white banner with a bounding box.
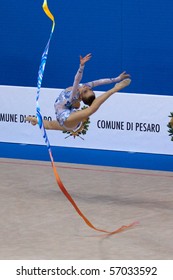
[0,85,173,155]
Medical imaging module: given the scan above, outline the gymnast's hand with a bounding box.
[118,71,131,81]
[80,53,92,66]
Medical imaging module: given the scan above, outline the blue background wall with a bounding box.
[1,0,173,171]
[1,0,173,95]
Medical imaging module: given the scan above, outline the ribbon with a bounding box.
[36,0,137,235]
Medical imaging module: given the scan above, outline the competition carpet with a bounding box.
[0,158,173,260]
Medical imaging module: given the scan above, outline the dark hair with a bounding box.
[82,94,96,106]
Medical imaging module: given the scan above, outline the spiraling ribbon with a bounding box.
[36,0,138,235]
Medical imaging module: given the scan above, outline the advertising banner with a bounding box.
[0,85,173,155]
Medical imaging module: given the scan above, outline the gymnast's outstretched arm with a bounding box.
[85,71,130,89]
[70,53,92,100]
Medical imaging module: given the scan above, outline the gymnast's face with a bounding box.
[79,85,96,106]
[79,85,94,100]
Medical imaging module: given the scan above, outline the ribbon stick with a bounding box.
[36,0,137,235]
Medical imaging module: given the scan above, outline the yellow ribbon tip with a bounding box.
[42,0,55,24]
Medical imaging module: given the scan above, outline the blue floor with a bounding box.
[1,142,173,172]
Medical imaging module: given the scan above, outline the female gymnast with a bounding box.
[26,53,131,132]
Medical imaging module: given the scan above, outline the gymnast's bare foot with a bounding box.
[114,78,131,91]
[25,116,38,125]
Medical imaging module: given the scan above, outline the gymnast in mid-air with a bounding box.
[26,53,131,132]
